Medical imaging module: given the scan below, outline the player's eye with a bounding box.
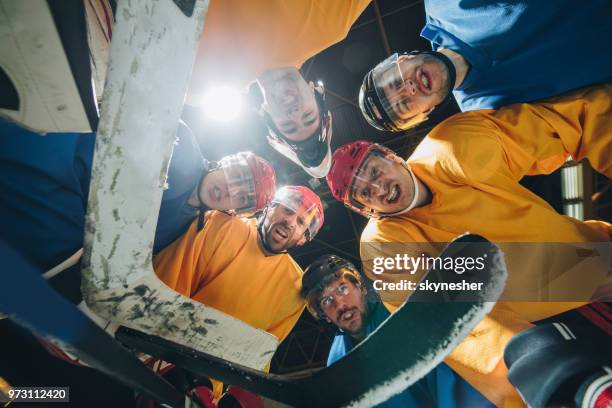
[320,297,333,309]
[337,284,350,296]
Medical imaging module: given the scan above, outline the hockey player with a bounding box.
[153,185,324,395]
[325,84,611,406]
[249,67,333,178]
[357,0,612,132]
[0,118,276,280]
[155,145,277,253]
[301,254,494,407]
[187,0,371,177]
[0,118,278,407]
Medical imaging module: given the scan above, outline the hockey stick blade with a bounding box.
[117,234,507,407]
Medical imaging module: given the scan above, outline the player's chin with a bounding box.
[380,203,404,215]
[269,240,293,253]
[216,201,234,211]
[345,318,363,334]
[268,242,283,253]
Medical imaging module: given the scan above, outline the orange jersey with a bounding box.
[187,0,371,104]
[154,211,305,345]
[361,84,612,406]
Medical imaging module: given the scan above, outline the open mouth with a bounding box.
[271,224,290,242]
[416,67,432,94]
[385,183,401,204]
[338,308,357,324]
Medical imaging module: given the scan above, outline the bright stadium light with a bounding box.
[201,85,243,122]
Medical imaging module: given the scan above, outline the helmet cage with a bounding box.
[271,188,323,241]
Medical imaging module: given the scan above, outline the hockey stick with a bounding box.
[81,0,278,370]
[0,240,190,407]
[117,234,507,407]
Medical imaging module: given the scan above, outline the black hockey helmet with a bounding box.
[301,254,359,298]
[359,50,456,132]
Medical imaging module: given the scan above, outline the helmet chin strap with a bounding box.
[257,207,287,255]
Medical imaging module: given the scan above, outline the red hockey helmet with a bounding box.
[326,141,405,218]
[271,185,324,241]
[219,152,276,214]
[243,152,276,212]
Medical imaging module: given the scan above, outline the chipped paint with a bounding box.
[109,169,120,193]
[130,57,139,75]
[99,255,110,289]
[122,7,135,21]
[108,234,120,260]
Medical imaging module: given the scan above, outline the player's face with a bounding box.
[319,276,367,336]
[260,68,321,142]
[350,154,415,215]
[380,53,449,122]
[199,167,251,211]
[261,203,312,252]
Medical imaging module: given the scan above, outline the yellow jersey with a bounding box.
[155,211,305,343]
[361,84,612,407]
[187,0,371,104]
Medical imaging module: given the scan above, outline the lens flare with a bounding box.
[201,85,243,122]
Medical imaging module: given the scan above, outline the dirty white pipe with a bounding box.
[0,1,91,132]
[82,0,278,370]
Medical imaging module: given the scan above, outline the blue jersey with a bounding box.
[153,123,208,253]
[422,0,612,111]
[0,119,204,272]
[327,302,493,408]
